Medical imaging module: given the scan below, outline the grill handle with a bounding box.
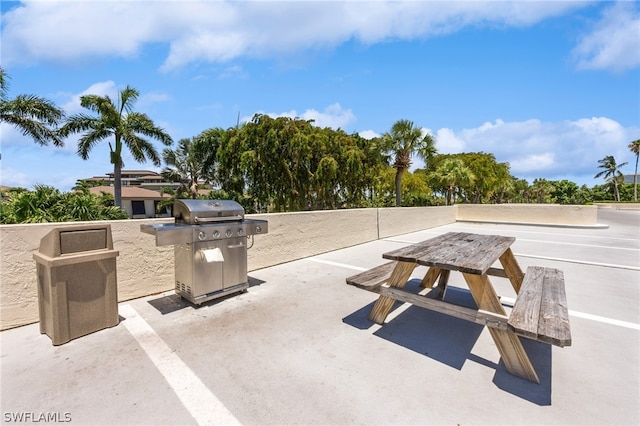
[227,242,245,249]
[194,215,243,223]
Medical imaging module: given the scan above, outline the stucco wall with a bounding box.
[378,206,457,238]
[456,204,599,226]
[0,204,599,330]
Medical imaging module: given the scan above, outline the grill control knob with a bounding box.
[198,231,206,241]
[226,229,233,238]
[212,230,220,239]
[238,228,245,236]
[256,226,262,233]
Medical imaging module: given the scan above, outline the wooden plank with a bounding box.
[345,261,397,291]
[463,273,540,384]
[420,267,441,288]
[368,261,416,324]
[383,232,515,275]
[539,268,571,347]
[380,286,510,331]
[434,269,450,300]
[508,266,571,347]
[499,248,525,293]
[486,267,508,278]
[508,266,544,340]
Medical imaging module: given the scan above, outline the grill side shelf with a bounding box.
[140,224,194,246]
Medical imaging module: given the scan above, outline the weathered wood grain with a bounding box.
[420,267,441,288]
[380,286,509,331]
[383,232,515,275]
[499,248,525,293]
[345,261,397,291]
[508,266,571,347]
[368,261,416,324]
[463,272,540,384]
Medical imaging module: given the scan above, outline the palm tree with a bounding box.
[161,137,209,199]
[0,67,64,147]
[59,85,173,207]
[382,119,436,206]
[629,139,640,202]
[594,155,628,202]
[431,158,475,206]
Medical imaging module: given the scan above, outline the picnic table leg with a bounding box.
[499,248,525,293]
[420,267,440,288]
[368,261,416,324]
[463,273,540,384]
[421,267,450,299]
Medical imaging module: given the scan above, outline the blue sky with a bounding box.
[1,0,639,192]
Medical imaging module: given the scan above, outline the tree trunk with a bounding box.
[395,168,404,207]
[113,164,122,207]
[634,155,638,202]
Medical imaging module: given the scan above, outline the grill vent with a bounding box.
[175,281,192,296]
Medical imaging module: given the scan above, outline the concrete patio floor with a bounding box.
[1,209,639,425]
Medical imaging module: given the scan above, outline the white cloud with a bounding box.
[435,128,466,153]
[138,91,171,108]
[571,2,640,73]
[510,153,556,173]
[253,103,357,130]
[1,1,589,70]
[62,81,117,115]
[431,117,639,184]
[359,130,380,140]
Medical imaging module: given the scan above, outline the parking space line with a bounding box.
[500,297,640,331]
[307,258,367,271]
[514,253,640,271]
[309,258,640,331]
[120,304,241,426]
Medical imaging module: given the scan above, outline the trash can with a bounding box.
[33,224,120,345]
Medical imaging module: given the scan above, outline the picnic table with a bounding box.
[346,232,571,383]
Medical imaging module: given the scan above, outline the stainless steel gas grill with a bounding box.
[140,199,268,305]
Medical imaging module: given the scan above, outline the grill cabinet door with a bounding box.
[220,236,248,288]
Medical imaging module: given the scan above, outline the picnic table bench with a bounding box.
[346,232,571,383]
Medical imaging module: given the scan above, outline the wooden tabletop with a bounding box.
[382,232,515,275]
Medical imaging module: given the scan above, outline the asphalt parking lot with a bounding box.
[1,209,638,425]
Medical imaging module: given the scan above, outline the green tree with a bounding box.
[431,158,475,206]
[629,139,640,202]
[529,178,555,203]
[0,67,64,147]
[594,155,628,202]
[161,137,210,200]
[0,185,128,224]
[382,119,436,207]
[214,114,387,212]
[59,85,173,207]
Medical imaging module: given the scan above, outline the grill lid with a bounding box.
[173,199,244,225]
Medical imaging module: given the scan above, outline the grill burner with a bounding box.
[141,199,268,304]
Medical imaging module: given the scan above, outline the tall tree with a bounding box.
[382,119,436,206]
[0,67,64,147]
[629,139,640,202]
[594,155,628,202]
[161,137,209,199]
[59,86,173,206]
[431,158,475,206]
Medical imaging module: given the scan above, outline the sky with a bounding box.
[1,0,639,192]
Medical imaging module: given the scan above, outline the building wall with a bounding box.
[0,204,596,330]
[123,199,162,219]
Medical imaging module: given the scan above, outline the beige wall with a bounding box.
[456,204,599,226]
[0,204,597,330]
[378,206,457,238]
